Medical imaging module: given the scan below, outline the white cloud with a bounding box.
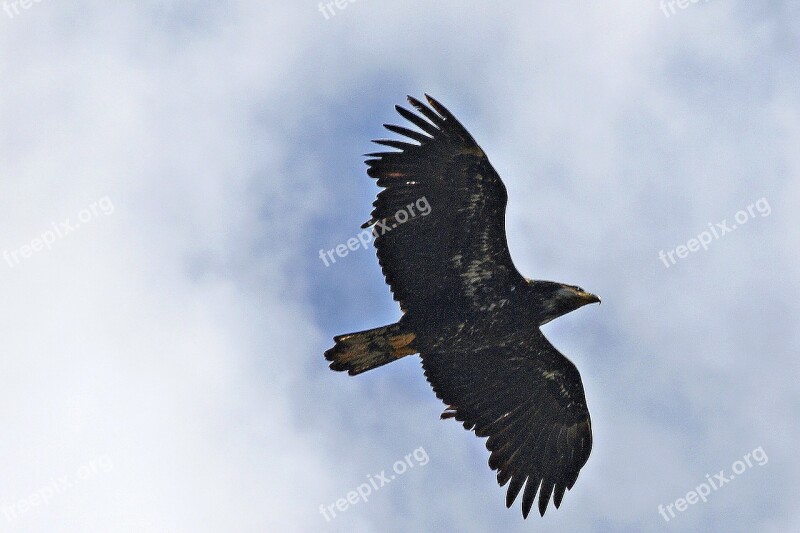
[1,1,797,531]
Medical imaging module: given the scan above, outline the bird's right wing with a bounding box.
[363,95,524,319]
[421,330,593,517]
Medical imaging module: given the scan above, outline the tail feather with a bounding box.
[325,323,416,375]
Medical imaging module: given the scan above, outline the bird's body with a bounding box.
[325,95,600,518]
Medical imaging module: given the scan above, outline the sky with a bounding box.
[1,1,798,532]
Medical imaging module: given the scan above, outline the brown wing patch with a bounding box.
[388,332,417,357]
[463,145,485,157]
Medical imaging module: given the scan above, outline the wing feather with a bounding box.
[421,330,592,517]
[364,95,523,319]
[382,123,432,144]
[394,104,440,136]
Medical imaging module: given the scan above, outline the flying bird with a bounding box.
[325,94,600,518]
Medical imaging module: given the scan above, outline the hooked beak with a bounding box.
[578,290,601,305]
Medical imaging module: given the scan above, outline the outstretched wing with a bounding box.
[364,94,524,318]
[421,331,592,518]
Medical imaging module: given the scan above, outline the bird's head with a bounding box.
[526,280,601,326]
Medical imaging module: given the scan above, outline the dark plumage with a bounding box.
[325,94,600,518]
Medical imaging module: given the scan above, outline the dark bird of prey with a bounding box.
[325,94,600,518]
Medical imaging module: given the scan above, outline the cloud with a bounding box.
[0,1,797,532]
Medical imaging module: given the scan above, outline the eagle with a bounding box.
[325,94,600,518]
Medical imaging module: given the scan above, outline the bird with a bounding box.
[324,94,600,518]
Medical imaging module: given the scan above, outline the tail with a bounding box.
[325,323,417,376]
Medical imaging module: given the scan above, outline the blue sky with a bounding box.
[1,1,798,532]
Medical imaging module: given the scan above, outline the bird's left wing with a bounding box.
[421,330,592,517]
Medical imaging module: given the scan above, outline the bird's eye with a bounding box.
[575,286,584,293]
